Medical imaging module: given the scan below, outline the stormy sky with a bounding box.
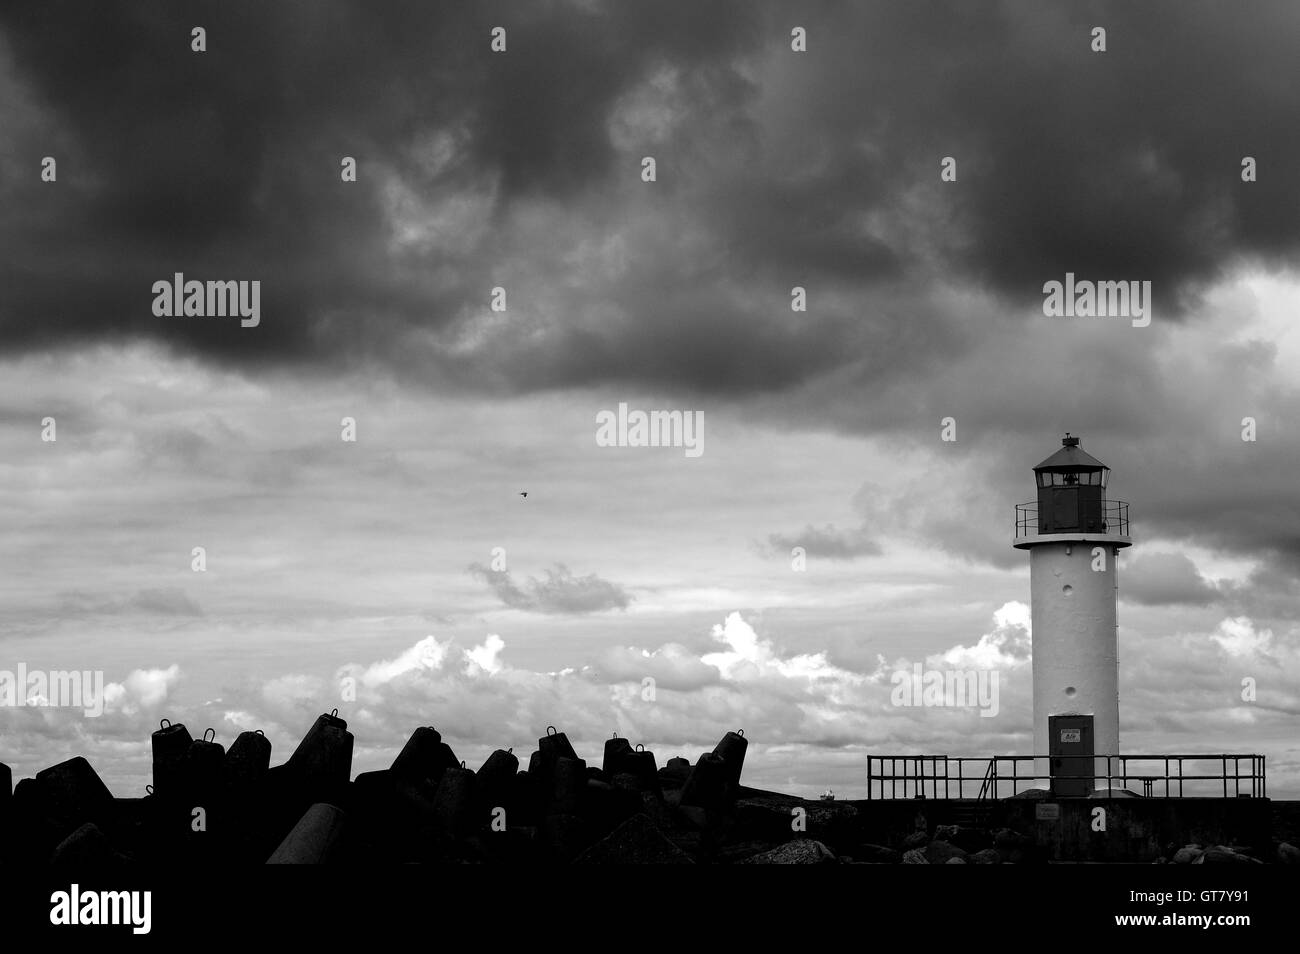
[1,0,1298,797]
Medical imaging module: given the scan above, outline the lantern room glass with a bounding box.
[1036,470,1107,489]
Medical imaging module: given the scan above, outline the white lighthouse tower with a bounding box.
[1013,434,1131,795]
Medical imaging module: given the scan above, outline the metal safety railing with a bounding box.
[867,754,1266,800]
[1014,500,1129,538]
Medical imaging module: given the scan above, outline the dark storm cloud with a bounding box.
[467,562,632,614]
[0,0,763,371]
[740,0,1300,312]
[3,0,1298,387]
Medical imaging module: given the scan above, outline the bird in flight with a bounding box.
[519,492,527,498]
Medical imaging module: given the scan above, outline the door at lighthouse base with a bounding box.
[1049,714,1094,797]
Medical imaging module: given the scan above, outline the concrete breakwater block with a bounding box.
[35,756,115,827]
[349,769,444,862]
[711,730,747,788]
[548,757,587,817]
[266,802,346,864]
[286,709,354,794]
[7,757,116,861]
[537,726,579,779]
[151,719,193,799]
[507,770,539,826]
[223,730,272,789]
[474,748,518,812]
[659,757,691,787]
[603,734,633,776]
[623,747,659,791]
[391,727,459,787]
[183,729,226,803]
[680,752,730,812]
[432,766,476,837]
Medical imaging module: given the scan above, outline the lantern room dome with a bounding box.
[1032,434,1109,489]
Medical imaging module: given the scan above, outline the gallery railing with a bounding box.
[1014,500,1129,538]
[866,753,1266,799]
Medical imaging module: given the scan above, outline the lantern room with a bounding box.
[1033,434,1109,533]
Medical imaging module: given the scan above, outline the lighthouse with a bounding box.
[1013,434,1131,795]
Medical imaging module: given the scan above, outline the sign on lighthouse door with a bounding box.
[1049,714,1094,797]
